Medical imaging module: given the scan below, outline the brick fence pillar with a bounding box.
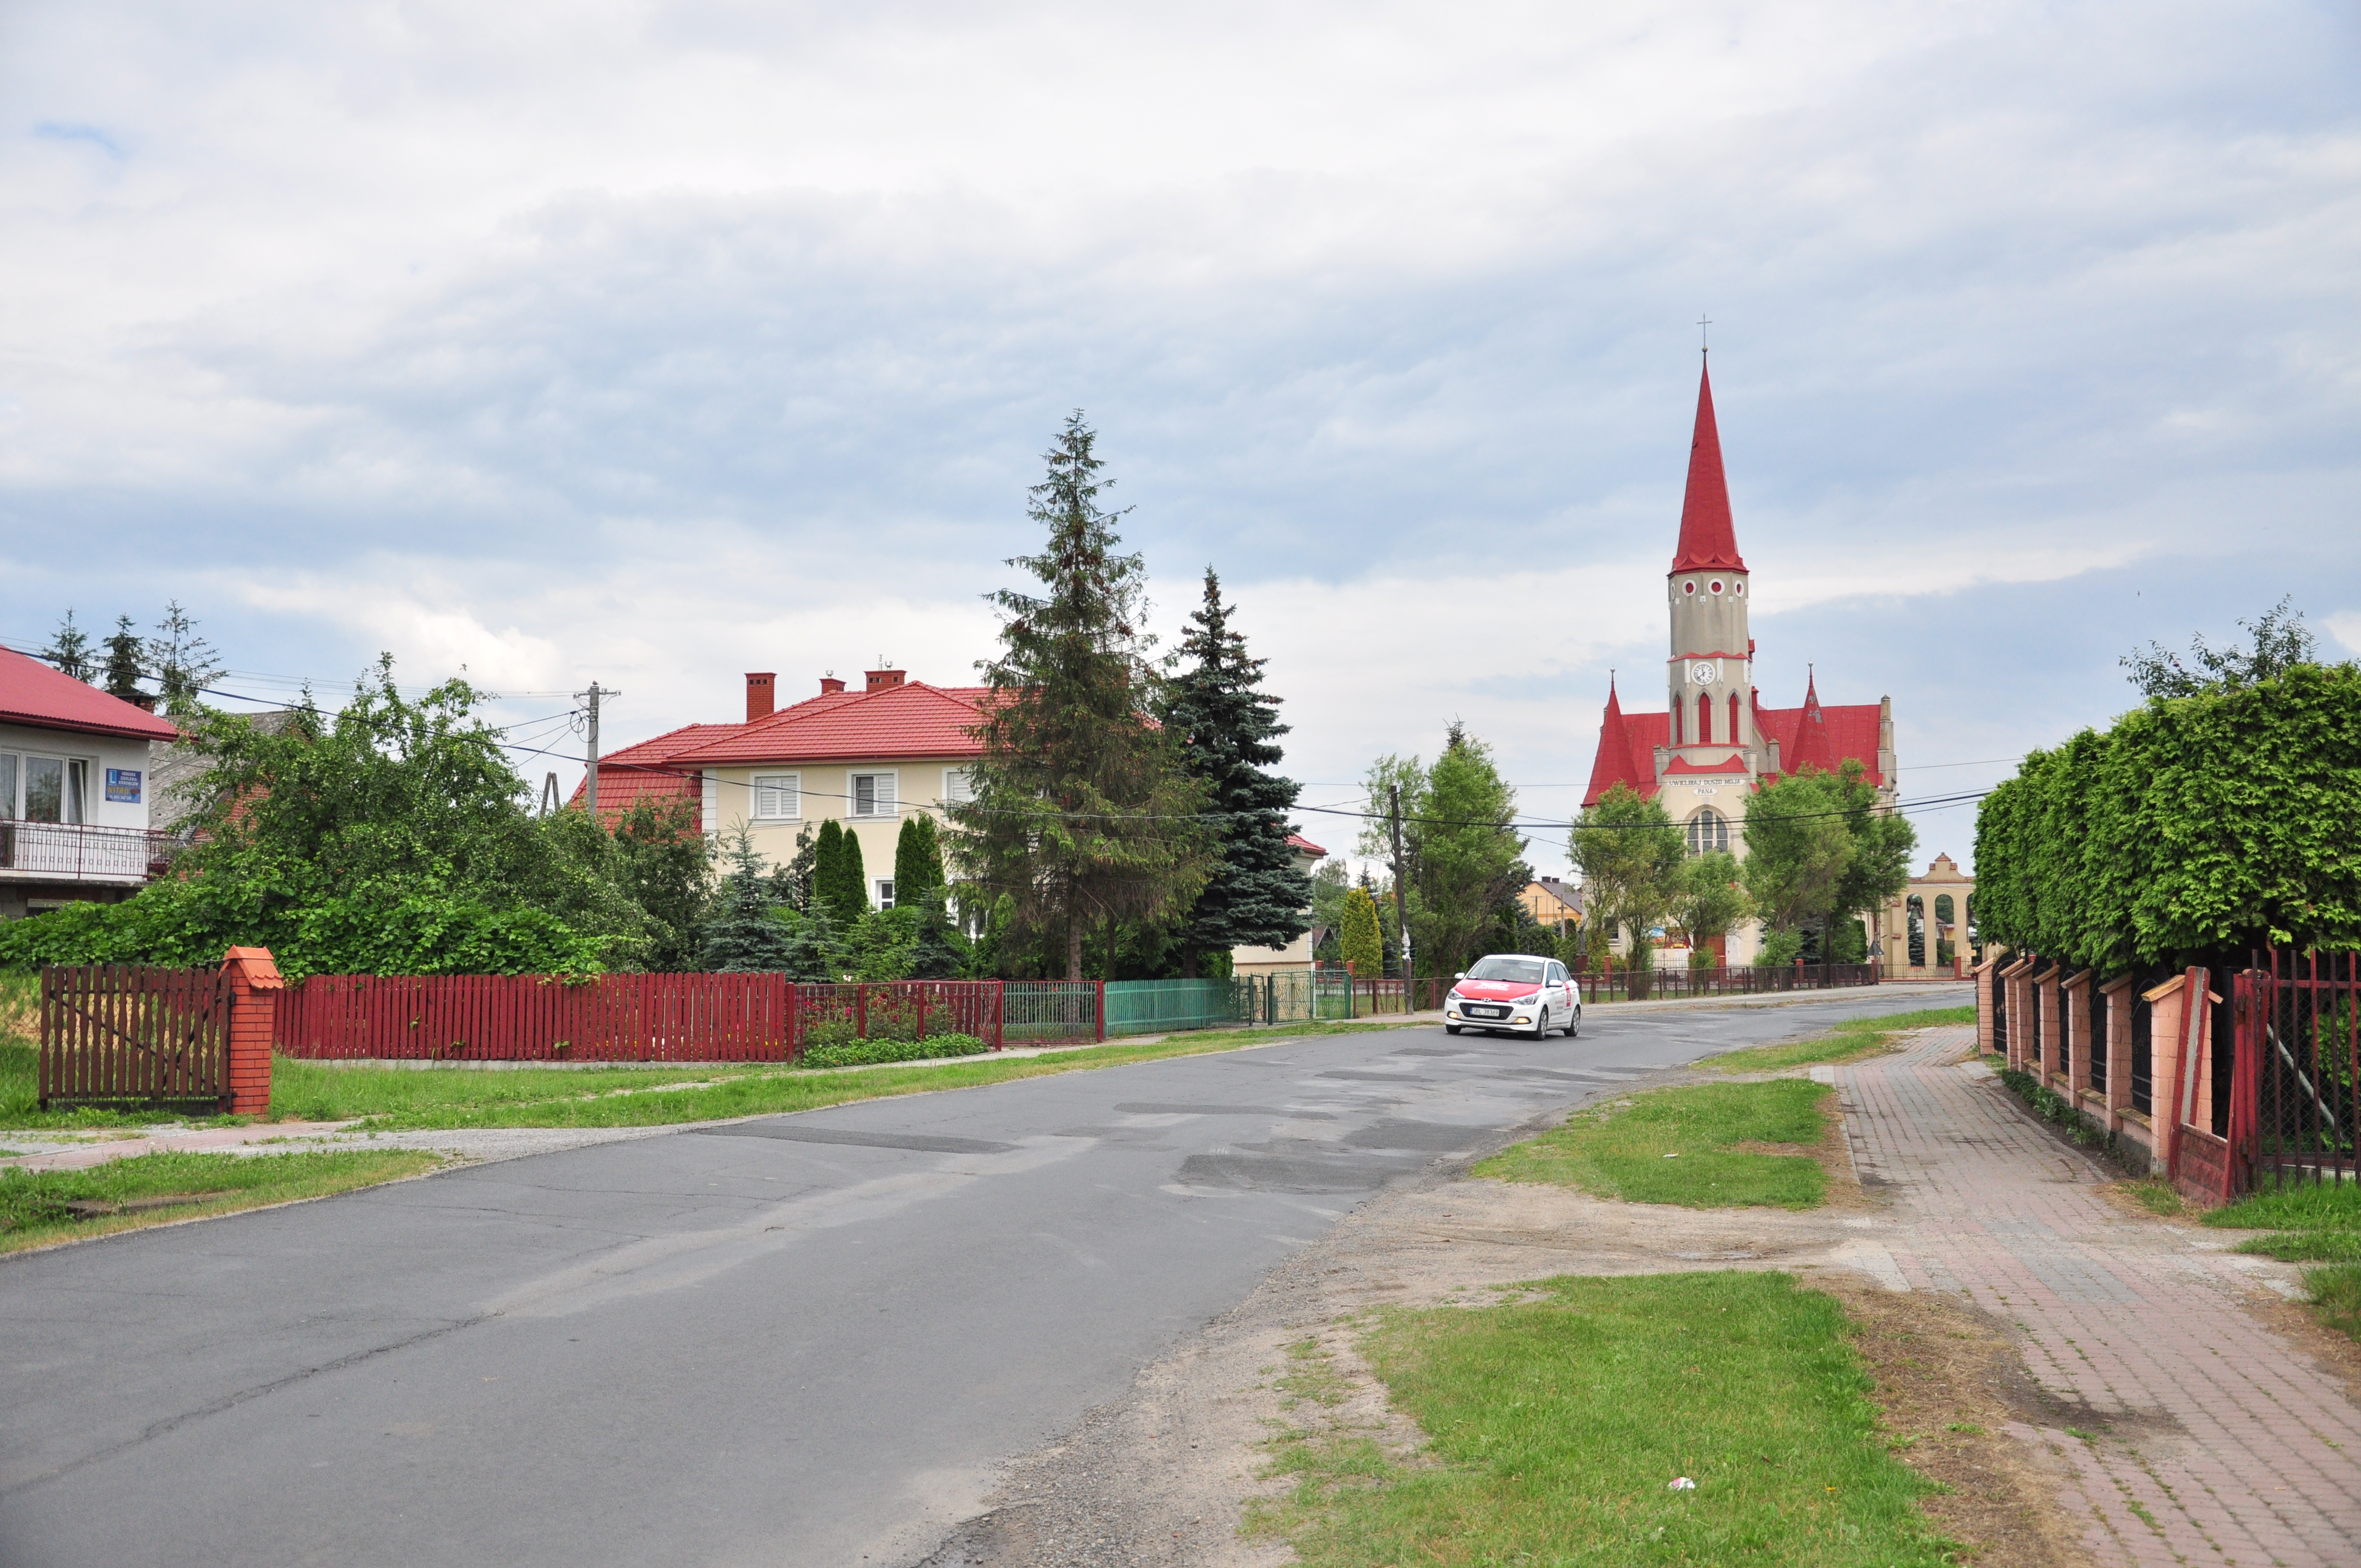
[221,946,284,1117]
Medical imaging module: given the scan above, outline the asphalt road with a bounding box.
[0,987,1964,1567]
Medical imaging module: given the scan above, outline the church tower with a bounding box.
[1662,356,1755,773]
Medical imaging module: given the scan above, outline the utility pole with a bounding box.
[1389,785,1413,995]
[540,772,561,816]
[580,682,612,819]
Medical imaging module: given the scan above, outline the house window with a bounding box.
[942,767,973,805]
[752,772,801,820]
[7,755,86,824]
[848,772,897,818]
[876,878,896,910]
[1686,807,1729,856]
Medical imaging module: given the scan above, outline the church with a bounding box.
[1581,357,1900,964]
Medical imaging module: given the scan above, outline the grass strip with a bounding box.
[2206,1180,2361,1233]
[266,1019,1423,1131]
[1252,1271,1953,1567]
[1711,1005,1975,1073]
[2201,1182,2361,1342]
[2235,1231,2361,1262]
[1475,1080,1832,1210]
[2304,1264,2361,1341]
[0,1148,442,1254]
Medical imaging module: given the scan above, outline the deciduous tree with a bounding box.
[1570,785,1684,970]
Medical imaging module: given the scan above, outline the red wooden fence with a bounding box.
[272,974,1063,1061]
[40,964,235,1108]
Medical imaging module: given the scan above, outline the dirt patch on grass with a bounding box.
[1807,1272,2101,1566]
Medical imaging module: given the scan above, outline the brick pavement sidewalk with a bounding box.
[1838,1025,2361,1566]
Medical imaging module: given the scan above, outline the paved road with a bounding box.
[0,988,1963,1567]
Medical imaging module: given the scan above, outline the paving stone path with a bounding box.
[1840,1025,2361,1566]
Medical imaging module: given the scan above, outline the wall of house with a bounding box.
[0,721,156,831]
[702,758,971,906]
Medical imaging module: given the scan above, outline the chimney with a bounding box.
[865,667,906,692]
[745,672,776,722]
[819,673,847,695]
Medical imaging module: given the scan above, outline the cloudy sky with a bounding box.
[3,1,2355,874]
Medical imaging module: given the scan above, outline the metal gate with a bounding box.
[39,964,236,1111]
[2240,949,2359,1193]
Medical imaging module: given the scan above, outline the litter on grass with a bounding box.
[1668,1477,1696,1490]
[1664,1152,1681,1158]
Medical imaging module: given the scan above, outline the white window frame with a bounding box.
[847,770,899,819]
[7,752,87,825]
[940,766,973,806]
[751,771,802,821]
[875,877,897,910]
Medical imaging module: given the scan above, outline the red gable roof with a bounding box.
[1287,833,1328,858]
[672,680,989,766]
[1756,683,1884,788]
[0,646,181,742]
[1670,358,1746,574]
[1582,679,1672,805]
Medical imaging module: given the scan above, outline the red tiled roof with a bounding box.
[672,681,989,766]
[565,765,703,830]
[1670,358,1747,574]
[0,646,182,741]
[1582,679,1672,805]
[1661,753,1750,777]
[1288,833,1328,858]
[1756,693,1884,788]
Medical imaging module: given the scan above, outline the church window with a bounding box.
[1733,580,1745,596]
[1682,579,1698,596]
[1672,703,1682,744]
[1727,692,1741,742]
[1695,692,1712,744]
[1686,807,1729,856]
[1709,579,1724,595]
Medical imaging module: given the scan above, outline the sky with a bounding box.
[3,1,2355,878]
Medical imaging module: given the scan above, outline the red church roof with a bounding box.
[1670,358,1746,574]
[0,646,182,742]
[1581,677,1671,804]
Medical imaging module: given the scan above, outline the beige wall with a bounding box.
[702,757,972,903]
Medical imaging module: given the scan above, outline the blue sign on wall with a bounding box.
[106,767,142,804]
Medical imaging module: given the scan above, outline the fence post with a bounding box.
[856,983,868,1041]
[220,946,283,1117]
[1094,981,1106,1043]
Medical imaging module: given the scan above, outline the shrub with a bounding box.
[798,1032,990,1069]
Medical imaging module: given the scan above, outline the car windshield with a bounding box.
[1465,957,1546,984]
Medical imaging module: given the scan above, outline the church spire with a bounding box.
[1669,356,1746,574]
[1582,673,1646,806]
[1786,665,1835,775]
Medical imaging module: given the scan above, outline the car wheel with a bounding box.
[1445,1023,1462,1035]
[1533,1007,1549,1040]
[1567,1006,1581,1038]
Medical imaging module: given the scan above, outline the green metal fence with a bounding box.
[1102,978,1254,1037]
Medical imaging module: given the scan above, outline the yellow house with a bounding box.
[1517,876,1583,931]
[583,668,984,906]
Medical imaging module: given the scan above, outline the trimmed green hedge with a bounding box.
[797,1033,991,1069]
[1974,662,2361,973]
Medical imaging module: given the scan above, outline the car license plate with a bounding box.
[1467,1005,1508,1019]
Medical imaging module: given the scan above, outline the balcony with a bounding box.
[0,821,180,885]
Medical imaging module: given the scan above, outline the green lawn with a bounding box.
[0,1148,443,1253]
[1711,1006,1976,1074]
[1474,1080,1834,1210]
[1252,1271,1954,1567]
[1,1013,1424,1133]
[262,1019,1423,1131]
[2206,1180,2361,1342]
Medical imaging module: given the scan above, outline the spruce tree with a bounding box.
[777,896,843,982]
[102,616,147,704]
[895,814,946,906]
[945,411,1214,979]
[148,600,223,715]
[1159,568,1310,974]
[1339,886,1385,978]
[699,832,795,971]
[43,611,95,682]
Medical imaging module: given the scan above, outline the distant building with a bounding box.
[1581,357,1942,964]
[1518,876,1583,930]
[1229,835,1328,978]
[0,647,182,920]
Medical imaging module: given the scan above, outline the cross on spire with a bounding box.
[1697,313,1711,352]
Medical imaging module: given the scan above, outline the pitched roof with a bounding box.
[1670,358,1747,574]
[565,765,703,830]
[1755,683,1885,788]
[1287,833,1328,858]
[1581,679,1671,805]
[0,646,182,742]
[671,680,989,766]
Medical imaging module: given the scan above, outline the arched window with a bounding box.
[1695,692,1712,744]
[1727,692,1742,744]
[1907,894,1927,967]
[1686,807,1729,856]
[1672,701,1683,744]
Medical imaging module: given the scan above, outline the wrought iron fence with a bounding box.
[1003,981,1101,1043]
[2243,949,2359,1191]
[0,821,177,881]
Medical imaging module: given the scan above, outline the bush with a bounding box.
[798,1032,990,1069]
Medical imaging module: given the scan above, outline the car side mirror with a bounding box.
[1454,972,1465,981]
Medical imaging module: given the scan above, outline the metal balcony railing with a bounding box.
[0,820,178,883]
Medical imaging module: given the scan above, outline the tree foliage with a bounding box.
[102,616,146,704]
[147,601,223,715]
[894,814,946,907]
[1339,886,1386,977]
[700,832,798,972]
[2122,596,2315,699]
[1672,851,1751,957]
[43,611,95,682]
[1975,660,2361,970]
[945,411,1214,979]
[1362,725,1530,979]
[1570,785,1685,966]
[1742,761,1914,953]
[813,819,868,930]
[1158,569,1311,973]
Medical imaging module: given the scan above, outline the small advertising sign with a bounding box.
[106,767,142,804]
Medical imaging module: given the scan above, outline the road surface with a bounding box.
[0,987,1965,1567]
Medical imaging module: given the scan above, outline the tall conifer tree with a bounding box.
[44,611,95,682]
[102,616,147,704]
[945,412,1214,979]
[1158,569,1310,974]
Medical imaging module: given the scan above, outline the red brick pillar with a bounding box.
[221,946,284,1117]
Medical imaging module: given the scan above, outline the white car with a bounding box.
[1444,954,1581,1038]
